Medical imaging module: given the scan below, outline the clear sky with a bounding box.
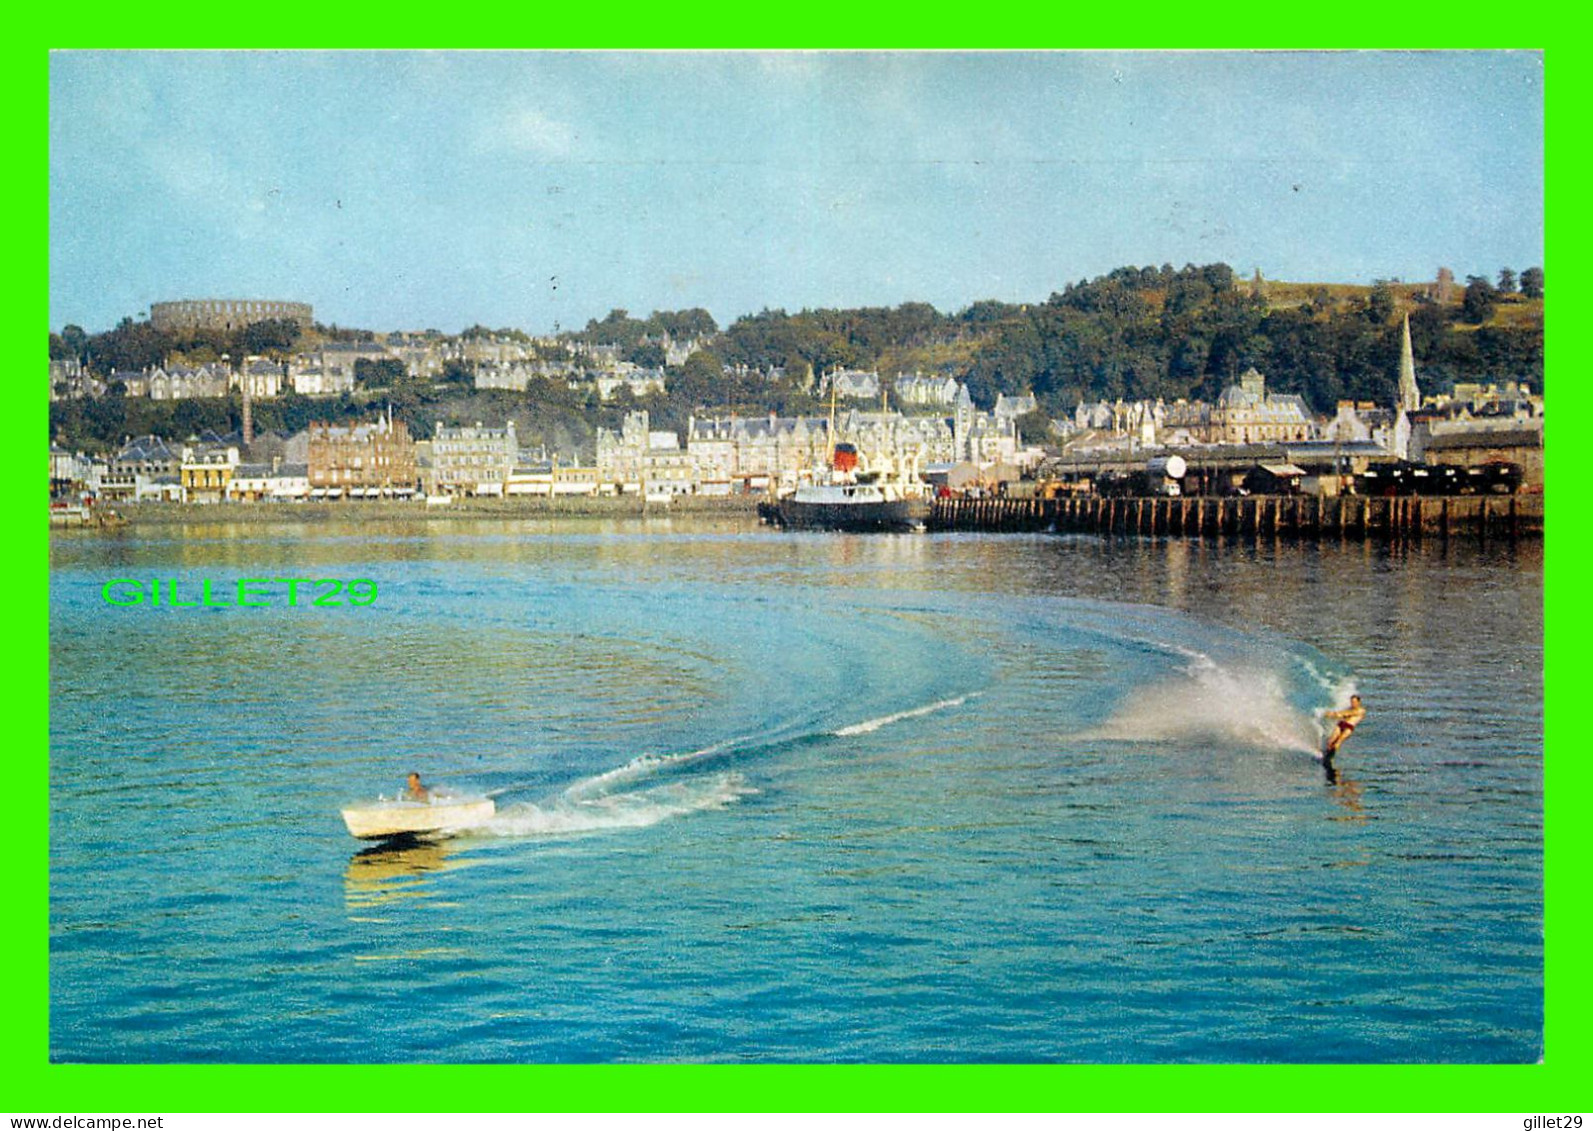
[49,50,1543,336]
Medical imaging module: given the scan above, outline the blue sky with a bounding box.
[49,51,1543,335]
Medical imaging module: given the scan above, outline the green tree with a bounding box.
[239,317,302,356]
[1012,409,1053,443]
[669,350,723,413]
[1497,267,1518,294]
[1407,299,1450,360]
[1462,276,1498,324]
[652,308,719,339]
[61,324,89,360]
[627,342,667,369]
[582,309,649,348]
[1520,266,1544,299]
[1365,281,1396,324]
[85,317,172,374]
[354,357,407,388]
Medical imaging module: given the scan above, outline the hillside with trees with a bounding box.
[50,262,1542,456]
[704,263,1542,418]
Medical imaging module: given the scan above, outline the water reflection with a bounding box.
[343,837,461,910]
[1323,755,1367,821]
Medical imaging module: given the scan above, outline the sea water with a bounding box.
[48,519,1543,1062]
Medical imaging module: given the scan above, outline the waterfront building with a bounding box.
[597,411,652,489]
[1073,375,1315,450]
[1214,369,1317,445]
[641,431,694,497]
[505,462,601,497]
[1417,426,1544,489]
[112,436,181,479]
[598,411,699,494]
[952,385,1020,464]
[1158,400,1206,443]
[553,464,601,495]
[839,409,958,477]
[684,414,834,490]
[432,420,518,496]
[97,436,174,500]
[412,441,434,496]
[180,442,240,504]
[1320,401,1399,451]
[229,461,310,502]
[50,445,102,496]
[307,414,417,497]
[1072,398,1173,445]
[687,406,982,488]
[1427,380,1541,421]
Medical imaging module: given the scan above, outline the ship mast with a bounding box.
[827,373,839,455]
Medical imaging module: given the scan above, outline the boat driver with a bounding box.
[405,772,431,802]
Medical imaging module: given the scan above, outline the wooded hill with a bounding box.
[703,263,1542,417]
[50,262,1543,456]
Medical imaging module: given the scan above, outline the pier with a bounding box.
[928,493,1544,543]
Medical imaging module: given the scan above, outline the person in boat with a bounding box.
[405,772,431,802]
[1322,696,1366,757]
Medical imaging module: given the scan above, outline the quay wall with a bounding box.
[75,494,760,527]
[930,493,1544,542]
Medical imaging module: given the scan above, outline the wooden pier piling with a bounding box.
[927,492,1541,543]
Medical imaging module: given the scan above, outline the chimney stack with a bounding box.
[241,366,253,446]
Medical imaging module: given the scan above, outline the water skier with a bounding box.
[1322,696,1365,758]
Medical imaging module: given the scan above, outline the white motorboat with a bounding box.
[341,794,496,841]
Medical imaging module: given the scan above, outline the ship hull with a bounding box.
[341,796,496,840]
[775,497,930,532]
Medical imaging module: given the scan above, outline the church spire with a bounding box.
[1398,312,1420,414]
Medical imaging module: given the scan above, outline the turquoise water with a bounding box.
[49,519,1543,1062]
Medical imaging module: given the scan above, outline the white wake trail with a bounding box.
[833,695,973,737]
[482,772,755,838]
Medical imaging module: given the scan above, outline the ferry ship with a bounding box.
[770,443,930,532]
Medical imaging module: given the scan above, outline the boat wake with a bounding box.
[833,695,973,737]
[482,772,755,838]
[471,691,974,840]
